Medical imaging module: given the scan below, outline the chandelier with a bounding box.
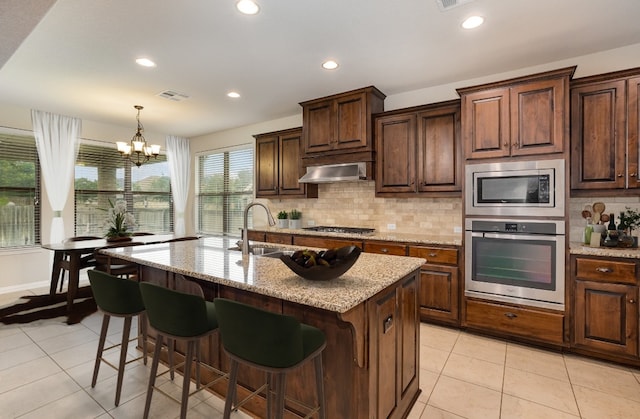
[116,105,160,167]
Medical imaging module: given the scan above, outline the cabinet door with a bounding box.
[574,280,638,357]
[303,99,334,153]
[335,92,368,150]
[398,275,419,397]
[417,106,462,192]
[371,288,398,419]
[255,135,278,196]
[570,80,626,190]
[510,78,566,156]
[461,87,510,159]
[375,113,417,194]
[278,131,306,196]
[628,77,640,189]
[418,264,459,324]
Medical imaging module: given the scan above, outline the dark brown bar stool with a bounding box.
[214,298,326,419]
[87,269,147,406]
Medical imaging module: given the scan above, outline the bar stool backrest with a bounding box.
[139,282,211,338]
[214,298,305,368]
[88,270,144,315]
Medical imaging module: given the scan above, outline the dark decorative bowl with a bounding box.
[279,245,362,281]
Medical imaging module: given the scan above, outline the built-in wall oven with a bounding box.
[465,218,565,310]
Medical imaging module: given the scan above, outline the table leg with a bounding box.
[49,251,64,297]
[67,253,81,312]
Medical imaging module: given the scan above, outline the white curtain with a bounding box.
[31,110,81,244]
[166,135,191,235]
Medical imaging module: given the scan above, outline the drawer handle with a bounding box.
[383,315,393,333]
[504,312,518,320]
[595,267,613,273]
[428,252,437,257]
[381,248,389,253]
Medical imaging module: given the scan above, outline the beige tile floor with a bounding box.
[2,285,640,419]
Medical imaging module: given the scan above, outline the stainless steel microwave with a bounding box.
[465,159,565,217]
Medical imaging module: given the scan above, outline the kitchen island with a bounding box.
[101,236,425,419]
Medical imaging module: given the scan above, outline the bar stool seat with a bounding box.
[139,282,226,419]
[87,269,148,406]
[214,298,326,419]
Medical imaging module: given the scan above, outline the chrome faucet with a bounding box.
[242,202,276,257]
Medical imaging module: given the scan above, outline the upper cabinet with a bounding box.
[300,86,385,168]
[570,68,640,194]
[457,66,575,160]
[254,128,318,199]
[375,100,462,196]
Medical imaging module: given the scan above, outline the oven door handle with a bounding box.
[483,232,560,241]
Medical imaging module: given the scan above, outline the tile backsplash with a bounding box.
[256,181,463,237]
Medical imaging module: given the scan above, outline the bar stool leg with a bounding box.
[274,372,286,419]
[114,316,132,406]
[180,340,195,419]
[144,334,164,419]
[223,360,239,419]
[314,354,326,419]
[168,338,175,380]
[91,314,110,388]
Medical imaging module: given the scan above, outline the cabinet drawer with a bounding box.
[293,235,363,250]
[364,241,407,256]
[265,232,293,245]
[408,246,458,265]
[466,299,564,345]
[247,230,265,242]
[575,258,637,285]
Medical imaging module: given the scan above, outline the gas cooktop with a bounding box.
[302,226,376,235]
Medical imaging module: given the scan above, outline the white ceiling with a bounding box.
[1,0,640,138]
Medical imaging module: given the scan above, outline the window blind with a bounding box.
[0,134,40,247]
[75,143,172,236]
[197,147,254,236]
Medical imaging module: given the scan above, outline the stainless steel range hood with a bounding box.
[298,162,367,183]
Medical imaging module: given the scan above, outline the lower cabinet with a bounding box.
[408,246,460,325]
[292,235,363,249]
[572,255,639,358]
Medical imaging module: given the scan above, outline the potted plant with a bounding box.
[618,207,640,247]
[276,210,288,229]
[289,209,302,229]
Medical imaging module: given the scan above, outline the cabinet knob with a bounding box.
[629,299,636,304]
[503,142,509,147]
[617,173,624,178]
[595,267,613,273]
[381,248,389,253]
[428,252,437,257]
[630,173,637,177]
[504,312,518,319]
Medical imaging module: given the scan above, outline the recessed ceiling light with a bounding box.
[135,57,156,67]
[227,91,241,98]
[322,60,339,70]
[461,15,484,29]
[236,0,259,15]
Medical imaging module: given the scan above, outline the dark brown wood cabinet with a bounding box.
[292,235,363,250]
[409,246,460,325]
[457,66,574,160]
[572,255,639,357]
[254,127,318,198]
[375,100,462,197]
[570,68,640,194]
[300,86,385,168]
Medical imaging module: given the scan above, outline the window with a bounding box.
[0,133,40,248]
[74,142,172,236]
[197,146,253,236]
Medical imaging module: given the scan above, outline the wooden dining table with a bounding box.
[42,234,175,312]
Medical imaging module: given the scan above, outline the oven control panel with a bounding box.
[466,218,564,235]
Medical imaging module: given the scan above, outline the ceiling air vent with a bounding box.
[156,90,190,102]
[436,0,474,11]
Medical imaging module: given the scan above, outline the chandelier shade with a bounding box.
[116,105,160,167]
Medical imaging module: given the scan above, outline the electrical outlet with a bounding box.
[387,223,396,230]
[454,226,462,233]
[307,220,315,226]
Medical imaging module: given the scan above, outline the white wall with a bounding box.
[1,42,640,293]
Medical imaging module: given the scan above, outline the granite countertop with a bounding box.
[100,236,426,313]
[253,226,462,246]
[570,242,640,259]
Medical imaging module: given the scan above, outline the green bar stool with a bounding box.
[214,298,326,419]
[87,269,147,407]
[139,282,226,419]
